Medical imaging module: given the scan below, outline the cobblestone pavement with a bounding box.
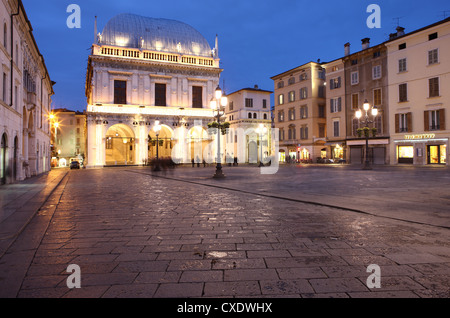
[0,166,449,298]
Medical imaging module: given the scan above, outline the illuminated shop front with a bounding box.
[325,142,345,161]
[332,144,344,160]
[278,149,286,162]
[394,134,448,165]
[299,147,310,161]
[288,149,297,161]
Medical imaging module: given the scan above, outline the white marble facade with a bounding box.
[85,14,224,167]
[1,0,53,184]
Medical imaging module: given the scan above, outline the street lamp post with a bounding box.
[153,121,161,171]
[210,85,228,179]
[53,121,59,159]
[54,122,58,145]
[355,99,378,170]
[256,123,267,167]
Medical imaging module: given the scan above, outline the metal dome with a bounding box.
[99,13,213,57]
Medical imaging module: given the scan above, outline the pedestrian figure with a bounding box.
[196,155,200,167]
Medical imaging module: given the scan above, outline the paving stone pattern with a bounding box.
[0,167,449,298]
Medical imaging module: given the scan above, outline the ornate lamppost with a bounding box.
[355,99,378,170]
[153,120,161,171]
[256,123,267,167]
[210,86,228,178]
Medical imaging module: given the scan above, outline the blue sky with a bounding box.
[22,0,450,111]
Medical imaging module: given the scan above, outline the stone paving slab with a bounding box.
[0,166,448,299]
[0,169,68,257]
[142,164,450,229]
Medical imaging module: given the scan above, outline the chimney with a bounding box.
[361,38,370,50]
[254,85,259,89]
[344,42,350,56]
[396,26,405,37]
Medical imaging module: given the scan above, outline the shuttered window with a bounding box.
[425,109,445,131]
[395,113,412,133]
[429,78,439,97]
[399,84,407,102]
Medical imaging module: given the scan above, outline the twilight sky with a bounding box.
[22,0,450,112]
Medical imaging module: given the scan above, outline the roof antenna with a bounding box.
[441,10,450,19]
[392,17,404,27]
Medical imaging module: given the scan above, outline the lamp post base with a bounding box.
[153,158,161,171]
[213,164,225,178]
[363,161,372,170]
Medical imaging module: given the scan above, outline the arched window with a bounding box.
[248,113,252,119]
[263,113,267,120]
[253,113,257,119]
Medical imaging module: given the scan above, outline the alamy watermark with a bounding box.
[66,264,81,289]
[66,4,81,29]
[366,264,381,289]
[366,4,381,29]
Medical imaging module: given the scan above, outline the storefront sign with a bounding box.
[404,134,435,140]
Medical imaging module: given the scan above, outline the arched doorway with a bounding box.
[148,125,174,161]
[1,133,7,185]
[245,128,258,163]
[105,124,135,165]
[248,141,258,163]
[187,126,209,163]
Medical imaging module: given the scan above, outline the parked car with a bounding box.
[70,161,80,169]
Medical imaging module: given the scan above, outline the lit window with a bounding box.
[300,87,307,99]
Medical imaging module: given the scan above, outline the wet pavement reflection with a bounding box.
[0,166,448,298]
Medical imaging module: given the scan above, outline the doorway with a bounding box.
[1,133,6,184]
[427,145,446,164]
[105,124,135,165]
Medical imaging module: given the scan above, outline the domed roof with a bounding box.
[99,13,213,57]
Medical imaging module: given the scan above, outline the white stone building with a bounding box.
[85,14,224,167]
[225,85,272,163]
[387,18,450,165]
[0,0,53,184]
